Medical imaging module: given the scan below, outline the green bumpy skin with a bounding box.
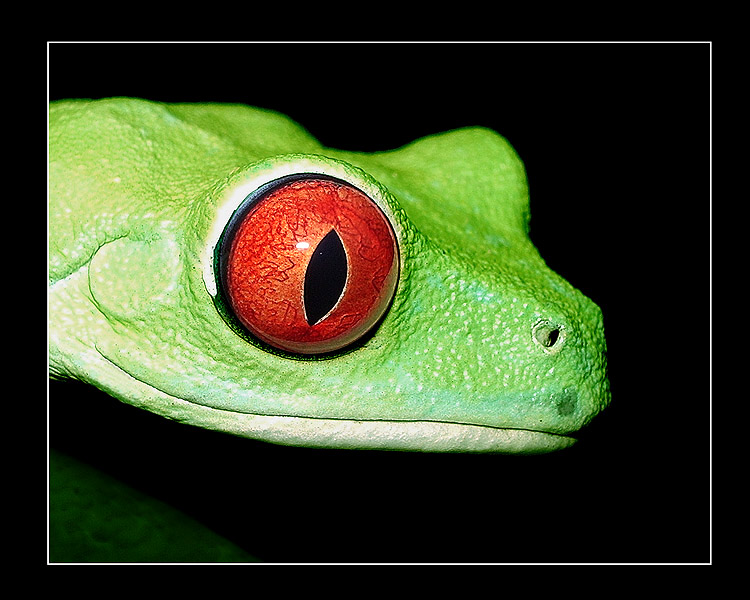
[49,98,610,454]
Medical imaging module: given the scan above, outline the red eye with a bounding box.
[217,175,399,355]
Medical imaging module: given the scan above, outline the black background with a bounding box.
[48,42,710,563]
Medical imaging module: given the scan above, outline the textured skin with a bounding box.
[49,98,610,454]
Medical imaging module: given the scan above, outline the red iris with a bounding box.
[218,175,399,355]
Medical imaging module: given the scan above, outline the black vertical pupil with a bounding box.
[304,229,348,326]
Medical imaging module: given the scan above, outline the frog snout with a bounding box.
[530,315,609,429]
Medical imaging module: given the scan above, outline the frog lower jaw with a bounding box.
[240,415,577,454]
[175,401,576,454]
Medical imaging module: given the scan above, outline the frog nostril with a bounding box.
[533,319,564,353]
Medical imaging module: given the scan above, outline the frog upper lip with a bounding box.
[91,352,577,453]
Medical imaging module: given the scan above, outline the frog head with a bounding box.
[49,98,610,454]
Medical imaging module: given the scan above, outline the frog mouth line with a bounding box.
[219,415,578,454]
[176,393,578,453]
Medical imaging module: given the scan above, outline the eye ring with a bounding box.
[215,173,399,357]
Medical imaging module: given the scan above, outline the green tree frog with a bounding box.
[49,98,610,455]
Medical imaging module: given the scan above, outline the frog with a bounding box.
[48,97,610,457]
